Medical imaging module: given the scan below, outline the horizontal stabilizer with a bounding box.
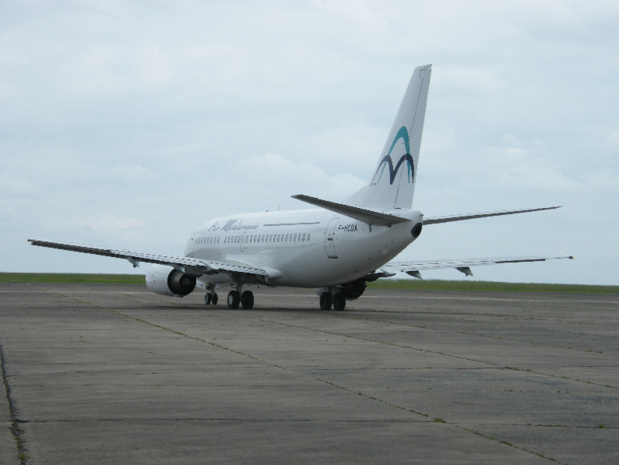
[424,206,561,225]
[292,194,409,226]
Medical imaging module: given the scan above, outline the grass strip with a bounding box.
[0,273,145,285]
[1,273,617,294]
[369,279,619,294]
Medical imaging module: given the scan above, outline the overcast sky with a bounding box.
[1,0,617,285]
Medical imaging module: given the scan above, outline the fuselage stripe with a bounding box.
[263,222,321,227]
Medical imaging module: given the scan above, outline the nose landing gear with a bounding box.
[205,292,219,305]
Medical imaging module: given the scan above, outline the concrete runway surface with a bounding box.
[1,283,618,464]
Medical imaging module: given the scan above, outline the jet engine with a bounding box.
[146,264,197,297]
[340,278,367,300]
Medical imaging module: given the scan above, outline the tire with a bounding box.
[333,293,346,311]
[241,290,254,310]
[227,290,240,309]
[205,293,212,305]
[319,292,333,310]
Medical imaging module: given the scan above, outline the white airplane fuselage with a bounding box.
[185,208,423,288]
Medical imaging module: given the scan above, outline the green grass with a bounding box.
[1,273,617,294]
[368,279,619,294]
[0,273,145,285]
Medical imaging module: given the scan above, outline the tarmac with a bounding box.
[1,283,618,465]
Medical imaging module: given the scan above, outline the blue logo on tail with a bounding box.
[372,126,414,185]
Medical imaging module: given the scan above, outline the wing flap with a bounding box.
[208,259,269,277]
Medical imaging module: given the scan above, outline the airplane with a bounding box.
[29,64,573,311]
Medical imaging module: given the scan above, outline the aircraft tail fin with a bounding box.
[347,64,432,210]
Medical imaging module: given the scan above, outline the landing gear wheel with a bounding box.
[227,290,240,309]
[241,290,254,310]
[205,292,219,306]
[319,292,333,310]
[333,293,346,311]
[211,293,218,305]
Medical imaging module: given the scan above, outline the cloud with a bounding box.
[1,0,618,283]
[235,153,366,205]
[0,172,41,196]
[111,164,161,184]
[50,214,147,234]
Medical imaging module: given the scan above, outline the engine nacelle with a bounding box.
[146,264,197,297]
[340,278,367,300]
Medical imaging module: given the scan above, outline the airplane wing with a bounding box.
[381,255,574,279]
[27,239,269,278]
[424,206,560,225]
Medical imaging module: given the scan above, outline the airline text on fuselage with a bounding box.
[208,219,260,233]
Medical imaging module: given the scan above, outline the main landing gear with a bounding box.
[205,289,254,309]
[226,290,255,310]
[319,291,346,311]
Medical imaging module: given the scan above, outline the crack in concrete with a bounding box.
[1,341,28,464]
[263,316,619,391]
[24,417,427,424]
